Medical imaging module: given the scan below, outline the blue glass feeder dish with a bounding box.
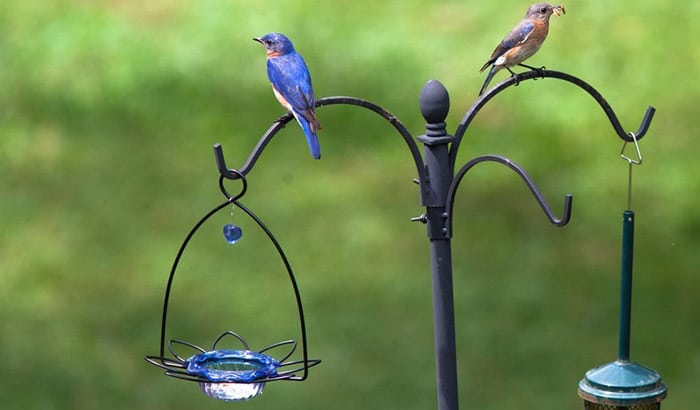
[146,333,319,401]
[186,349,280,382]
[186,350,280,401]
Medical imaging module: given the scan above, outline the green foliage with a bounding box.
[0,1,697,409]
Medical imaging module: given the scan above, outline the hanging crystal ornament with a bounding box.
[223,205,243,244]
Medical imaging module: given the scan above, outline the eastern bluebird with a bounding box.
[254,32,322,160]
[478,3,565,96]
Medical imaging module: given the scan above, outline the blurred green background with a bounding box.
[1,0,697,409]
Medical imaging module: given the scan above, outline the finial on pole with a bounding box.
[420,80,450,130]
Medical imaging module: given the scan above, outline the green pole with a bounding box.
[618,210,634,361]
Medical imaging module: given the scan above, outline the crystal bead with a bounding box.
[223,224,242,244]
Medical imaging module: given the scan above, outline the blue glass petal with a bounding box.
[186,350,280,383]
[223,224,242,244]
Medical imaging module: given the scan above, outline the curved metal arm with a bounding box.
[445,154,572,236]
[450,69,656,170]
[215,117,293,179]
[214,96,427,191]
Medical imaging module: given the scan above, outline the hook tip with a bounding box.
[556,194,574,227]
[631,106,656,141]
[213,143,244,180]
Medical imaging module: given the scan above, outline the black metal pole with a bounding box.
[418,80,459,410]
[428,238,458,410]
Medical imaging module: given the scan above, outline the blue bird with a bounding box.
[254,33,322,159]
[479,3,565,96]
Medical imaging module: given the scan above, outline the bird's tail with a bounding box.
[479,65,498,96]
[295,114,321,160]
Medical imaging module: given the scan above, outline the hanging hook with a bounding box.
[620,132,642,210]
[215,143,246,180]
[214,114,293,181]
[620,131,642,165]
[445,155,573,236]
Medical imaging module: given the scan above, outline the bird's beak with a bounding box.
[253,37,263,44]
[553,5,565,16]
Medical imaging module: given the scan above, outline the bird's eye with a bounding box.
[540,7,547,13]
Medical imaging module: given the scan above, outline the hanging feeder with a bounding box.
[145,170,320,401]
[578,134,666,409]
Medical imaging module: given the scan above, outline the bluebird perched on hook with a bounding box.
[254,33,322,160]
[478,3,565,96]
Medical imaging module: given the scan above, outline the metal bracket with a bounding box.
[445,155,573,237]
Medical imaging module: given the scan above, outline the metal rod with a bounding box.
[627,162,633,211]
[418,80,459,410]
[618,210,634,361]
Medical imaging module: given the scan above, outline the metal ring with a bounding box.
[219,170,248,201]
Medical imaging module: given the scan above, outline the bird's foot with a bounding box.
[506,68,521,87]
[520,64,546,79]
[274,113,292,124]
[534,66,546,80]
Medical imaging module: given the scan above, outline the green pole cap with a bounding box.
[578,360,667,406]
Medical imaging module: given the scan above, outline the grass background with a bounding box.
[1,1,698,409]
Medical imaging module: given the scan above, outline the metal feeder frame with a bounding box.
[146,169,320,400]
[147,69,666,409]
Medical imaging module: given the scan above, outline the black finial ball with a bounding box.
[419,80,450,124]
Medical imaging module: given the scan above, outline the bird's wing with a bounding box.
[501,21,536,50]
[481,21,535,70]
[267,54,316,117]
